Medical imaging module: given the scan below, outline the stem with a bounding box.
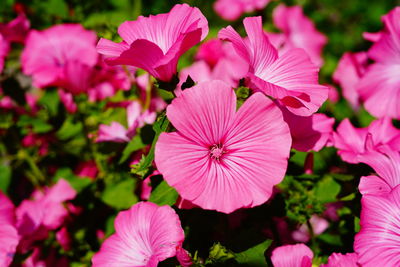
[143,75,153,112]
[18,149,45,184]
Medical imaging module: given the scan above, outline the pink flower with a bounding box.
[271,243,313,267]
[354,184,400,266]
[97,4,208,82]
[357,7,400,119]
[60,59,131,97]
[333,52,368,109]
[96,101,157,143]
[0,34,10,74]
[219,17,328,116]
[271,4,327,67]
[155,80,291,213]
[0,12,30,44]
[214,0,270,21]
[281,106,334,152]
[292,215,329,243]
[92,202,185,267]
[357,146,400,196]
[22,247,69,267]
[0,192,19,267]
[16,179,76,251]
[321,252,359,267]
[58,89,77,113]
[56,227,72,251]
[333,117,400,163]
[22,24,98,88]
[96,121,131,143]
[75,160,98,179]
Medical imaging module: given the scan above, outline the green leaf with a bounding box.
[317,233,343,246]
[54,168,92,193]
[354,217,361,233]
[119,135,146,164]
[56,118,83,140]
[38,89,59,116]
[149,180,178,206]
[0,113,13,129]
[234,240,272,266]
[0,164,11,192]
[207,243,235,264]
[314,176,341,203]
[339,193,356,201]
[17,115,53,134]
[131,114,169,178]
[101,179,138,209]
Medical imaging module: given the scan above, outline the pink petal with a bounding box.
[357,63,400,119]
[333,119,368,163]
[271,243,313,267]
[368,7,400,63]
[321,253,359,267]
[333,52,368,109]
[165,80,236,146]
[357,147,400,195]
[96,122,129,143]
[281,106,334,152]
[22,24,98,88]
[354,185,400,266]
[92,202,185,267]
[272,4,327,67]
[0,191,15,225]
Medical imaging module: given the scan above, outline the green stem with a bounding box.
[18,149,45,184]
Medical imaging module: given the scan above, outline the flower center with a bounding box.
[210,144,225,160]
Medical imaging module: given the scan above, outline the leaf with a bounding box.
[54,168,92,193]
[101,179,138,209]
[38,89,59,116]
[314,176,341,203]
[56,118,83,140]
[17,115,53,134]
[148,180,178,206]
[119,135,146,164]
[317,233,343,246]
[234,240,272,266]
[0,113,13,129]
[207,243,235,264]
[131,114,169,178]
[0,164,11,192]
[354,217,360,233]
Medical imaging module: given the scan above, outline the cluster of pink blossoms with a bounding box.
[1,1,400,266]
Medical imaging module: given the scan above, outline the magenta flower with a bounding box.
[271,243,313,267]
[97,4,208,82]
[357,146,400,196]
[219,17,328,116]
[281,106,334,152]
[214,0,270,21]
[21,24,98,88]
[92,202,185,267]
[354,184,400,266]
[0,34,9,74]
[16,179,76,252]
[292,215,329,243]
[271,4,327,67]
[333,52,368,110]
[96,101,157,143]
[0,12,30,44]
[357,7,400,119]
[321,253,359,267]
[155,80,291,213]
[0,192,19,267]
[333,117,400,163]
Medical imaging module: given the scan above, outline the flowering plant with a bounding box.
[1,0,400,266]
